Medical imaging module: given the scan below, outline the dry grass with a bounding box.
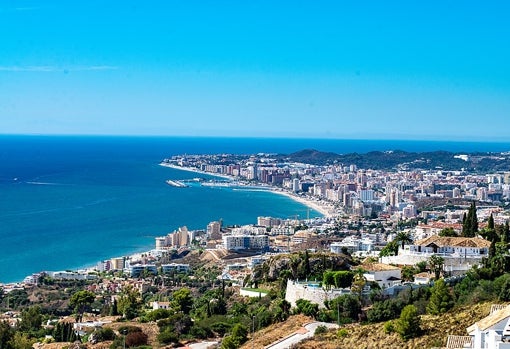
[297,302,495,349]
[239,314,313,349]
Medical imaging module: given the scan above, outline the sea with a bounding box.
[1,135,510,284]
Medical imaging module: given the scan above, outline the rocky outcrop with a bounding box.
[252,252,352,283]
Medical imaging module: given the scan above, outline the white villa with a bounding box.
[380,236,491,273]
[443,304,510,349]
[330,236,374,254]
[361,263,402,289]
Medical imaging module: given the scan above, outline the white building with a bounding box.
[330,237,374,254]
[222,234,269,251]
[285,279,351,308]
[161,263,190,274]
[444,304,510,349]
[361,263,401,289]
[128,264,158,278]
[381,236,491,273]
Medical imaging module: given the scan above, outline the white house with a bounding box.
[152,301,171,310]
[381,236,491,273]
[413,272,434,285]
[330,236,374,254]
[408,236,490,257]
[444,304,510,349]
[361,263,401,289]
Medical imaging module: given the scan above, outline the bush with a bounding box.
[118,325,143,334]
[157,329,179,345]
[94,327,116,342]
[337,328,348,338]
[125,331,148,347]
[384,320,394,334]
[314,325,328,335]
[144,308,172,322]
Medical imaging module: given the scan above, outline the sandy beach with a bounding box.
[161,162,335,218]
[269,189,334,218]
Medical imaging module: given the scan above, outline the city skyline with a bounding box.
[1,1,509,141]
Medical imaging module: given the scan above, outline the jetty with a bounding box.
[165,179,188,188]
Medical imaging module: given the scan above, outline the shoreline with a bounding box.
[162,162,334,218]
[159,162,233,180]
[2,162,332,286]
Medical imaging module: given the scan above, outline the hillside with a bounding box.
[282,149,510,171]
[241,302,495,349]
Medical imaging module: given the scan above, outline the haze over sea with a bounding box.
[1,135,510,283]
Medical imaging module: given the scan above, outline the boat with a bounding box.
[165,180,188,188]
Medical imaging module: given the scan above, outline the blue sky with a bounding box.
[1,1,509,140]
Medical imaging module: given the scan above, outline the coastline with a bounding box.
[161,162,334,218]
[159,162,233,180]
[3,161,330,286]
[269,189,334,218]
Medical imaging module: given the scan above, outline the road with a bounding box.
[177,341,218,349]
[265,322,339,349]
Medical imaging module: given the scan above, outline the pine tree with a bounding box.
[427,279,454,315]
[396,305,421,340]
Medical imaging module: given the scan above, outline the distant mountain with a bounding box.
[282,149,510,172]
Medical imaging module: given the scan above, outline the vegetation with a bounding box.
[427,279,454,315]
[462,201,478,237]
[396,305,421,340]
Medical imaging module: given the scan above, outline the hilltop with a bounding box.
[282,149,510,171]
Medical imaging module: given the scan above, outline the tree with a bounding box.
[322,271,335,291]
[0,321,14,349]
[295,299,319,318]
[396,305,421,340]
[332,294,361,322]
[488,213,495,230]
[334,271,354,289]
[70,290,95,323]
[427,279,454,315]
[379,240,399,257]
[401,266,417,282]
[172,288,193,315]
[351,268,367,297]
[19,306,42,334]
[396,231,413,251]
[9,332,35,349]
[117,285,142,320]
[439,227,458,237]
[428,255,444,280]
[462,202,478,237]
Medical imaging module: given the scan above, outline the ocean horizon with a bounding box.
[1,135,510,283]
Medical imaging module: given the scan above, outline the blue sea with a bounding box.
[1,135,510,283]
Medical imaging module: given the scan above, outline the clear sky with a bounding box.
[1,1,509,140]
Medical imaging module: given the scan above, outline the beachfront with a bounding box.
[159,161,336,218]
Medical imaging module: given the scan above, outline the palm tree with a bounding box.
[428,255,444,280]
[396,231,413,251]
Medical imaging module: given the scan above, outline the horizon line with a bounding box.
[1,132,510,144]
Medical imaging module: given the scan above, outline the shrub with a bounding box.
[125,331,148,347]
[314,325,328,335]
[384,320,394,334]
[94,327,116,342]
[337,328,348,338]
[157,329,179,345]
